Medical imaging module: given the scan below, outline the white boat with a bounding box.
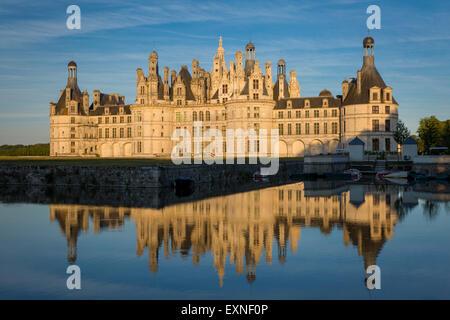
[384,171,408,178]
[384,177,408,185]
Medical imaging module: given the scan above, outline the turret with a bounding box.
[67,61,77,88]
[245,41,255,74]
[277,59,286,100]
[163,66,170,100]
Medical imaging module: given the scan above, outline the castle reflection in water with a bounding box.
[50,182,398,286]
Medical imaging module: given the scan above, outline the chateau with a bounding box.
[49,36,398,157]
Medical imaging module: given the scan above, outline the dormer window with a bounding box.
[253,79,259,90]
[384,87,392,102]
[370,87,381,102]
[322,99,328,107]
[119,107,124,114]
[305,100,310,108]
[105,107,109,115]
[287,100,292,108]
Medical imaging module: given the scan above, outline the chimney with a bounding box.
[93,90,100,110]
[342,80,349,99]
[83,90,89,114]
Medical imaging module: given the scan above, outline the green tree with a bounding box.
[394,119,410,146]
[394,119,410,158]
[440,120,450,153]
[417,116,442,154]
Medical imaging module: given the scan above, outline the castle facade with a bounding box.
[49,36,398,157]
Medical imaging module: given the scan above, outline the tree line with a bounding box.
[395,116,450,155]
[0,143,50,156]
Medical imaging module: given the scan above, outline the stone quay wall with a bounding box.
[0,161,303,188]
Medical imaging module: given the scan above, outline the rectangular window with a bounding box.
[314,123,320,135]
[112,128,117,138]
[324,110,328,117]
[127,127,132,138]
[305,110,310,118]
[296,110,301,118]
[372,92,378,100]
[324,122,328,134]
[247,107,251,118]
[105,128,109,138]
[119,128,124,138]
[305,123,310,135]
[71,117,75,124]
[296,123,301,135]
[288,111,291,119]
[332,122,338,134]
[127,116,132,123]
[253,93,259,100]
[176,112,181,122]
[223,84,228,94]
[332,109,337,117]
[137,142,142,153]
[137,112,142,122]
[314,110,319,118]
[278,123,284,135]
[372,119,380,132]
[105,117,109,124]
[120,116,124,123]
[385,119,390,132]
[254,107,260,118]
[278,111,284,119]
[137,126,142,137]
[385,106,390,114]
[372,106,379,114]
[288,123,292,135]
[113,117,117,124]
[98,128,102,138]
[372,138,379,151]
[385,138,391,152]
[98,117,102,124]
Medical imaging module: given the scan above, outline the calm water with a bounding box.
[0,181,449,299]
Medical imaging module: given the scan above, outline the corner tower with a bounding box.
[341,37,399,153]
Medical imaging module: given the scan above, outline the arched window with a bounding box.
[206,111,210,121]
[199,111,204,121]
[193,111,197,121]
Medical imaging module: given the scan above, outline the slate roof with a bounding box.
[54,82,84,115]
[274,96,341,109]
[89,104,132,116]
[403,137,418,145]
[349,137,365,145]
[273,78,290,101]
[343,57,398,106]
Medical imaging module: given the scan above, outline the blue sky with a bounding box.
[0,0,449,144]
